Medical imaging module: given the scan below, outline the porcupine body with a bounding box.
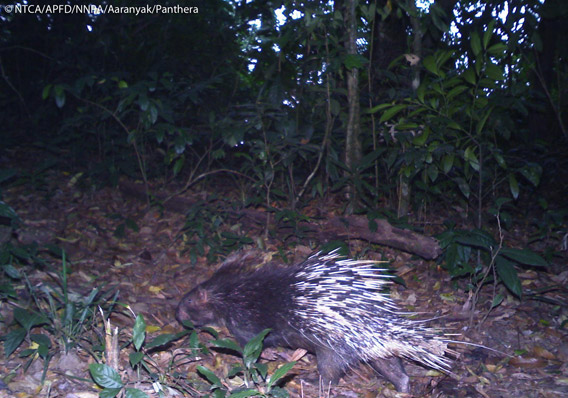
[176,250,452,393]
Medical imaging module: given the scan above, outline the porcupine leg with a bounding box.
[369,357,410,393]
[314,347,347,386]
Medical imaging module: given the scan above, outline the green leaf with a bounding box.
[463,67,476,85]
[491,293,504,309]
[42,84,52,100]
[487,43,507,57]
[132,314,146,351]
[519,163,542,187]
[379,104,407,123]
[483,20,495,49]
[197,365,223,386]
[267,362,297,388]
[470,32,482,56]
[509,174,519,199]
[89,363,123,389]
[343,53,367,69]
[129,352,145,368]
[476,107,493,135]
[212,338,242,353]
[3,328,26,357]
[464,147,480,171]
[455,177,470,198]
[486,63,504,81]
[499,248,548,267]
[495,256,522,298]
[100,388,122,398]
[31,334,52,350]
[423,55,438,75]
[427,165,438,182]
[441,154,454,174]
[145,333,177,349]
[125,388,148,398]
[366,103,392,114]
[447,85,468,100]
[243,329,270,368]
[13,308,48,331]
[118,80,128,89]
[3,264,22,279]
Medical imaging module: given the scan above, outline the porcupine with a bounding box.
[176,250,454,393]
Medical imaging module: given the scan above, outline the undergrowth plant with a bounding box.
[2,253,118,381]
[437,220,548,311]
[178,325,295,398]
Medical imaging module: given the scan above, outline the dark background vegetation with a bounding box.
[1,0,567,396]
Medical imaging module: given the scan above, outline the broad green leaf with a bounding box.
[366,103,393,114]
[243,329,270,368]
[441,154,454,174]
[476,107,493,135]
[447,85,468,100]
[423,55,438,75]
[509,174,519,199]
[379,104,407,123]
[343,53,367,69]
[42,84,52,100]
[3,264,21,279]
[197,365,222,386]
[145,333,177,349]
[100,388,122,398]
[129,352,145,368]
[267,362,297,388]
[212,338,242,353]
[486,63,504,81]
[495,256,522,298]
[464,147,480,171]
[125,388,148,398]
[483,20,495,49]
[118,80,128,89]
[416,83,426,103]
[31,334,52,349]
[427,165,438,182]
[132,315,146,351]
[463,68,476,85]
[519,164,542,187]
[4,328,26,357]
[89,363,123,389]
[455,177,470,198]
[470,32,482,56]
[487,43,507,57]
[13,308,48,331]
[491,293,504,309]
[500,248,548,267]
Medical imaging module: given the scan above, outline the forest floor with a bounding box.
[1,165,567,398]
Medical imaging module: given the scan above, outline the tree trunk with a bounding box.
[343,0,362,213]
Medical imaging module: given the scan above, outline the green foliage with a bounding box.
[374,23,541,220]
[2,253,119,384]
[89,312,191,398]
[438,224,548,300]
[184,329,294,397]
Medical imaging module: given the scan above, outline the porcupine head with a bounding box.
[176,251,451,393]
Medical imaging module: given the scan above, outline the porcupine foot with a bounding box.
[315,348,410,393]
